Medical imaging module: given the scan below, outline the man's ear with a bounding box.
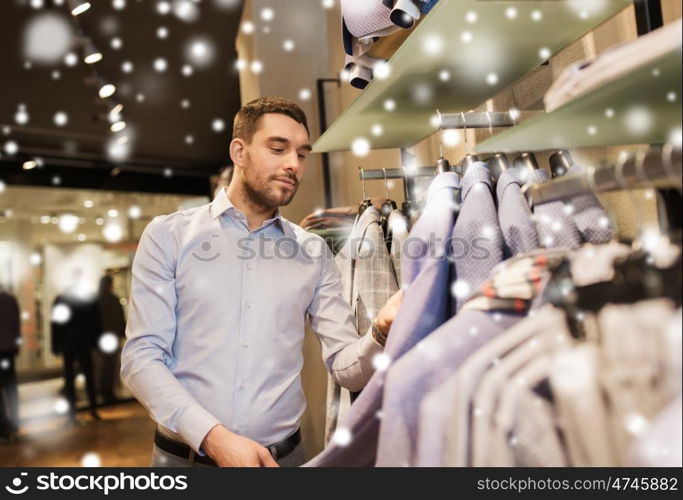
[229,138,246,167]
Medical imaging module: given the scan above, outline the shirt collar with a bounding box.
[210,187,291,236]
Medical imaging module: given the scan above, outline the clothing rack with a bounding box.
[523,146,682,205]
[438,112,517,129]
[358,166,437,180]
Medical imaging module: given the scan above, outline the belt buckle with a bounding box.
[269,445,278,460]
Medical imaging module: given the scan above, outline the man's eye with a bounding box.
[298,154,307,160]
[271,148,284,154]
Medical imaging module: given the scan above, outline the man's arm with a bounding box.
[121,217,222,454]
[307,242,401,392]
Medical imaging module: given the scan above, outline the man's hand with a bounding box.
[375,289,404,337]
[201,425,279,467]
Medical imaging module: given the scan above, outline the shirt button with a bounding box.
[239,383,245,390]
[246,263,253,270]
[242,341,249,348]
[245,301,251,309]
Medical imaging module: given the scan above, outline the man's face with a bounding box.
[235,113,311,208]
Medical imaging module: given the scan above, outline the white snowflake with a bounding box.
[99,333,119,354]
[351,137,370,157]
[81,452,102,467]
[331,427,352,447]
[282,39,294,52]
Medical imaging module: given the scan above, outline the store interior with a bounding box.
[0,0,681,467]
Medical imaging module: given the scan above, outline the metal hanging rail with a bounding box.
[523,146,682,206]
[438,112,517,129]
[358,166,437,180]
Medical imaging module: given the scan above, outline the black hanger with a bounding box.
[380,168,398,239]
[543,250,682,338]
[488,153,510,183]
[549,150,574,178]
[400,166,414,220]
[435,156,451,175]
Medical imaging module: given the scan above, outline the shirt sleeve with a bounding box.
[120,216,221,454]
[307,242,384,393]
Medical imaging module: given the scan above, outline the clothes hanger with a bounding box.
[513,151,540,172]
[434,110,453,175]
[380,167,398,239]
[400,165,414,220]
[489,153,510,183]
[457,111,480,176]
[482,111,508,182]
[357,166,373,215]
[549,150,574,178]
[543,150,683,337]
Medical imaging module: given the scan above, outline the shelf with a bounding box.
[476,47,682,153]
[313,0,631,153]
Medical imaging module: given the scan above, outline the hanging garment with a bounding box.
[377,250,566,466]
[470,329,573,467]
[564,164,614,243]
[527,169,583,249]
[386,209,410,288]
[451,162,504,313]
[496,168,539,258]
[437,305,570,467]
[592,299,680,464]
[306,172,460,466]
[485,356,569,467]
[416,242,633,467]
[324,206,398,444]
[459,294,679,467]
[629,394,682,467]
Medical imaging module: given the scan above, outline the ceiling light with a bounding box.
[83,39,102,64]
[99,83,116,98]
[68,0,91,16]
[110,121,126,133]
[23,160,38,170]
[109,103,123,118]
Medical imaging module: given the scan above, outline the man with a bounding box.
[0,286,21,441]
[51,269,102,424]
[122,97,402,467]
[94,275,126,404]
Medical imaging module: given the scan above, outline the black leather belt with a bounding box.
[154,428,301,466]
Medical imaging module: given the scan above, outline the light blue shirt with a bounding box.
[121,188,383,453]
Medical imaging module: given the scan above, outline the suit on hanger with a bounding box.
[451,162,504,313]
[496,168,539,258]
[565,164,614,244]
[528,169,583,249]
[306,172,460,466]
[324,207,398,444]
[387,209,409,288]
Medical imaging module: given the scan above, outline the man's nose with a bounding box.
[283,150,300,173]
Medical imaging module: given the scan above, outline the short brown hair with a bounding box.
[232,97,309,143]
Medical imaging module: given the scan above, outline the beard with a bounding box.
[241,152,299,209]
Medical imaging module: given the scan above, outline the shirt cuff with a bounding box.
[358,324,385,361]
[175,405,222,455]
